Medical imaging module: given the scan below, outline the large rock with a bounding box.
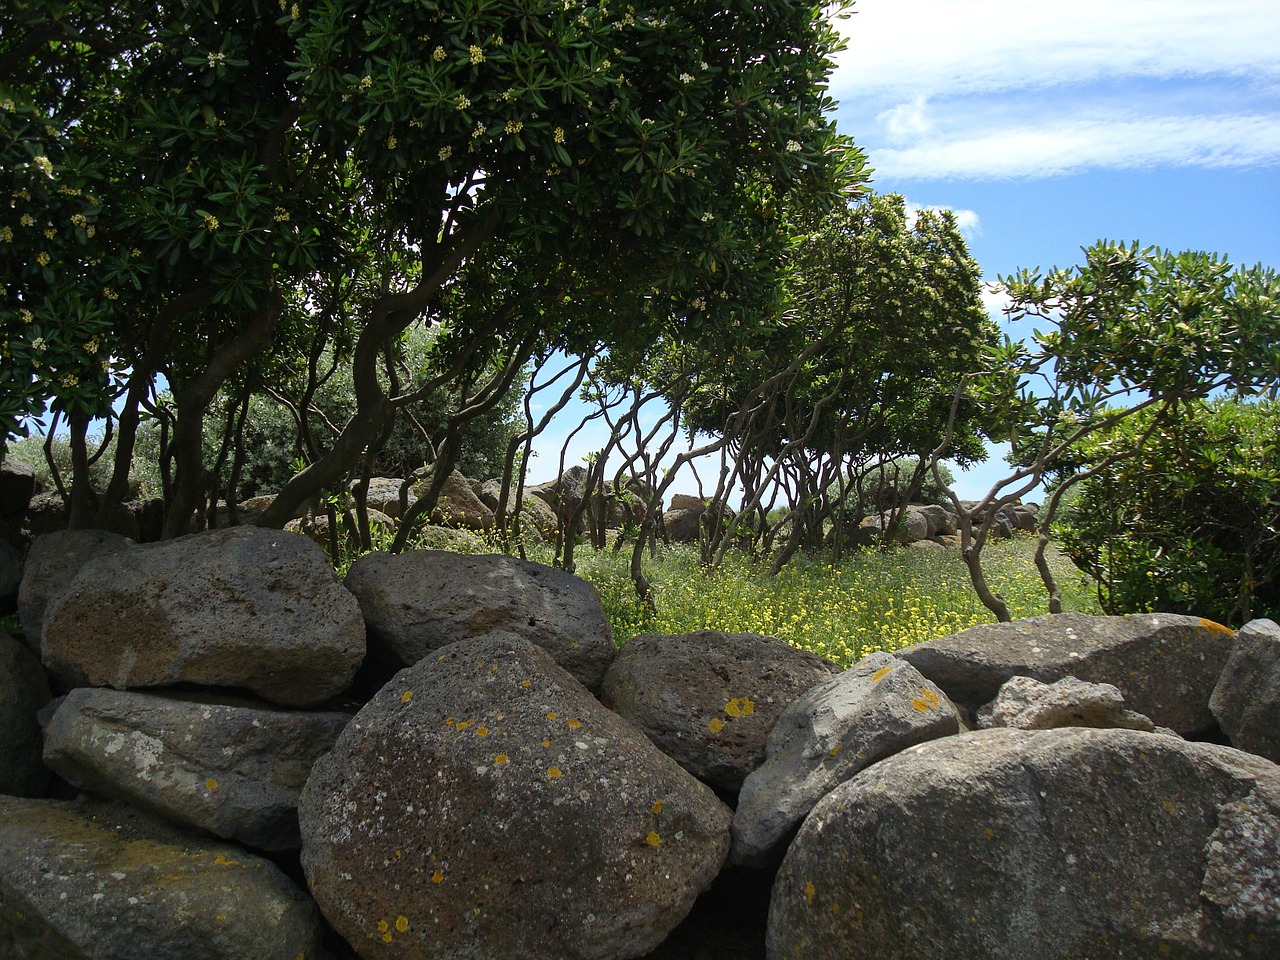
[299,637,731,960]
[662,506,704,543]
[899,612,1236,735]
[0,540,19,613]
[976,674,1162,733]
[40,526,365,707]
[731,652,958,867]
[1211,618,1280,763]
[412,468,494,531]
[42,687,351,850]
[359,477,413,521]
[768,727,1280,960]
[0,634,52,797]
[17,529,133,656]
[344,549,615,691]
[0,457,38,521]
[600,631,840,792]
[0,795,323,960]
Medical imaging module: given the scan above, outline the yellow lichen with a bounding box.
[646,831,662,847]
[395,916,409,933]
[651,799,664,814]
[541,739,552,748]
[870,666,893,682]
[455,719,474,731]
[724,697,756,718]
[432,870,445,884]
[804,881,816,905]
[829,744,843,757]
[546,711,559,721]
[566,718,582,730]
[494,754,510,765]
[522,679,532,688]
[1199,618,1235,637]
[213,854,240,867]
[983,828,995,841]
[911,688,941,712]
[205,778,218,791]
[476,726,490,737]
[401,690,414,703]
[708,718,725,734]
[547,767,563,778]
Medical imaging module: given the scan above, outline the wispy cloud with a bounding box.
[834,0,1280,180]
[903,199,982,238]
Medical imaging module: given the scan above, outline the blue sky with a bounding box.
[823,0,1280,496]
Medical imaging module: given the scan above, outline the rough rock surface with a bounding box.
[0,795,323,960]
[768,727,1280,960]
[1211,618,1280,763]
[299,637,731,960]
[17,529,133,656]
[42,688,351,850]
[976,674,1161,733]
[899,612,1236,735]
[413,468,495,531]
[345,549,614,691]
[0,457,37,520]
[0,540,19,611]
[360,477,413,520]
[600,631,840,792]
[732,652,958,867]
[40,526,365,706]
[0,634,52,797]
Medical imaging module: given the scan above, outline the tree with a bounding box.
[1056,398,1279,625]
[2,0,863,538]
[932,242,1280,621]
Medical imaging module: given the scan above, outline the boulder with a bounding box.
[0,634,52,797]
[600,631,841,792]
[359,477,413,521]
[899,612,1236,735]
[40,526,365,707]
[476,478,505,511]
[663,506,704,543]
[670,494,706,512]
[42,687,351,850]
[344,549,614,691]
[0,540,19,613]
[0,457,38,522]
[731,652,958,867]
[210,493,307,529]
[519,493,560,541]
[976,674,1162,733]
[1211,618,1280,763]
[299,637,731,960]
[413,468,494,531]
[911,503,956,537]
[18,529,134,656]
[19,491,141,544]
[768,727,1280,960]
[0,795,323,960]
[285,508,397,554]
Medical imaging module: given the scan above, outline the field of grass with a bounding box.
[566,536,1103,667]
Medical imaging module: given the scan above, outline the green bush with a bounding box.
[1056,398,1279,624]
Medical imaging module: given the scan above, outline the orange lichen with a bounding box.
[911,689,941,712]
[1199,618,1235,637]
[646,831,663,847]
[870,666,893,682]
[432,870,445,884]
[400,690,414,703]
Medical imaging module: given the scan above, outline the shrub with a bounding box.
[1056,398,1279,624]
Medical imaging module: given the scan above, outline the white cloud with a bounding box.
[877,95,934,143]
[873,113,1280,180]
[903,199,982,238]
[834,0,1280,100]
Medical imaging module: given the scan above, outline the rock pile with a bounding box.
[1,523,1278,959]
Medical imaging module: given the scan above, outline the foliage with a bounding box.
[934,241,1280,622]
[837,457,956,516]
[1055,398,1280,625]
[2,0,864,537]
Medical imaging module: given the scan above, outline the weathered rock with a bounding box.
[0,795,323,960]
[899,612,1236,735]
[360,477,413,521]
[211,493,308,529]
[18,529,134,656]
[345,549,614,691]
[412,468,494,531]
[600,631,841,792]
[0,540,19,612]
[731,652,958,867]
[476,478,504,511]
[19,491,141,544]
[42,688,351,850]
[0,457,38,521]
[911,503,956,537]
[299,637,731,960]
[669,494,706,512]
[976,674,1162,733]
[767,727,1280,960]
[41,526,365,707]
[0,634,51,797]
[663,506,704,543]
[1211,618,1280,763]
[285,508,397,554]
[519,492,560,541]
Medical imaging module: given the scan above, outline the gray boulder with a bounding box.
[413,467,495,531]
[663,506,704,543]
[0,539,19,609]
[0,795,322,960]
[360,476,413,520]
[0,634,52,797]
[1211,618,1280,762]
[41,526,365,707]
[345,549,614,691]
[900,612,1236,735]
[18,529,133,656]
[0,456,38,521]
[768,727,1280,960]
[299,636,731,960]
[600,630,841,792]
[976,674,1163,733]
[731,651,958,867]
[42,687,351,850]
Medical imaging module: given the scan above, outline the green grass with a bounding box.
[568,536,1103,667]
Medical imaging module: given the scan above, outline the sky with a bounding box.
[531,0,1280,499]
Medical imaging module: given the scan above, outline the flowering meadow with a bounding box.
[570,537,1103,666]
